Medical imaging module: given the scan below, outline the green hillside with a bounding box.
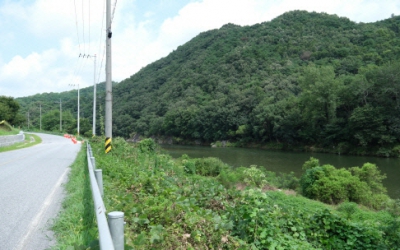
[16,82,109,136]
[17,10,400,156]
[112,10,400,156]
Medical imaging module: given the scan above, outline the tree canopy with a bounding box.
[15,11,400,155]
[0,96,20,125]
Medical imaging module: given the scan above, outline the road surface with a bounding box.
[0,133,81,250]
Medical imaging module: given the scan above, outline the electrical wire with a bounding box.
[98,0,105,58]
[88,0,91,55]
[74,0,81,52]
[111,0,118,25]
[82,0,86,55]
[97,44,106,84]
[71,0,109,88]
[96,0,106,84]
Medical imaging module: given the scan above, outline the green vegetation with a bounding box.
[0,96,22,125]
[0,133,42,153]
[109,11,400,157]
[51,145,98,249]
[300,157,390,209]
[15,82,109,136]
[15,11,400,156]
[0,120,19,135]
[53,138,400,249]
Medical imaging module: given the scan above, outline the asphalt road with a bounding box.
[0,133,82,250]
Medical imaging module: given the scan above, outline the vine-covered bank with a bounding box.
[53,137,400,249]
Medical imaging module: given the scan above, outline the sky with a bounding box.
[0,0,399,98]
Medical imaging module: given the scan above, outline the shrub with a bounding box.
[242,165,268,188]
[274,171,299,190]
[217,168,242,189]
[138,138,157,153]
[194,157,228,177]
[337,202,359,220]
[300,157,390,209]
[302,157,320,170]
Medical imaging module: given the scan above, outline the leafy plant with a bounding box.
[300,157,390,209]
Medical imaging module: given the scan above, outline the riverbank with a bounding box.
[53,137,400,249]
[141,133,400,158]
[212,140,400,158]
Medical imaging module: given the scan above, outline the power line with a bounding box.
[97,44,106,84]
[96,0,106,84]
[98,0,105,55]
[73,0,81,52]
[89,0,91,55]
[110,0,118,26]
[82,0,86,54]
[71,0,107,90]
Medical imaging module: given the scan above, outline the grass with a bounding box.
[51,137,400,249]
[0,120,19,135]
[0,133,42,153]
[50,144,99,249]
[0,120,40,153]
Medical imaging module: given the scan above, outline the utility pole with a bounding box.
[78,84,80,135]
[27,111,30,130]
[54,99,62,131]
[69,84,79,135]
[39,103,42,131]
[92,54,97,137]
[60,99,62,131]
[105,0,112,153]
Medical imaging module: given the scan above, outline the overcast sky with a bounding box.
[0,0,399,98]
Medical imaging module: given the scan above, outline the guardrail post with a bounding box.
[94,169,104,197]
[108,211,125,250]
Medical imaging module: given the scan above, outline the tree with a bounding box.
[42,110,76,133]
[298,66,342,142]
[0,96,20,124]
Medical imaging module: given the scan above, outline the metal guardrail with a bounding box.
[86,143,124,250]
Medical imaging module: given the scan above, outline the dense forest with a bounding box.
[15,82,111,136]
[15,10,400,156]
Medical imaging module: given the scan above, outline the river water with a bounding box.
[161,145,400,199]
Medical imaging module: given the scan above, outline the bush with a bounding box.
[337,202,359,220]
[300,157,390,209]
[274,171,299,190]
[242,166,268,188]
[138,138,157,153]
[217,167,242,189]
[194,157,228,177]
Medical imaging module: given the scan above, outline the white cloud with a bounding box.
[1,0,400,98]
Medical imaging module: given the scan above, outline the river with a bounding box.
[161,145,400,199]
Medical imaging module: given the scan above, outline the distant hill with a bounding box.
[16,82,108,135]
[17,10,400,156]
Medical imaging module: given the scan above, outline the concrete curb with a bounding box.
[0,131,25,148]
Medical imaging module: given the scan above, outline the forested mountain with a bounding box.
[16,82,108,136]
[17,10,400,156]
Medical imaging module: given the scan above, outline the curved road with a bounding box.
[0,133,81,250]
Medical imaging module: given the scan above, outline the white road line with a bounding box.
[13,167,70,250]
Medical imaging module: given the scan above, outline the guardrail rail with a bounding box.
[87,143,124,250]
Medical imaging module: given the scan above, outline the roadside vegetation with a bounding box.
[51,145,98,249]
[54,137,400,249]
[0,120,19,135]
